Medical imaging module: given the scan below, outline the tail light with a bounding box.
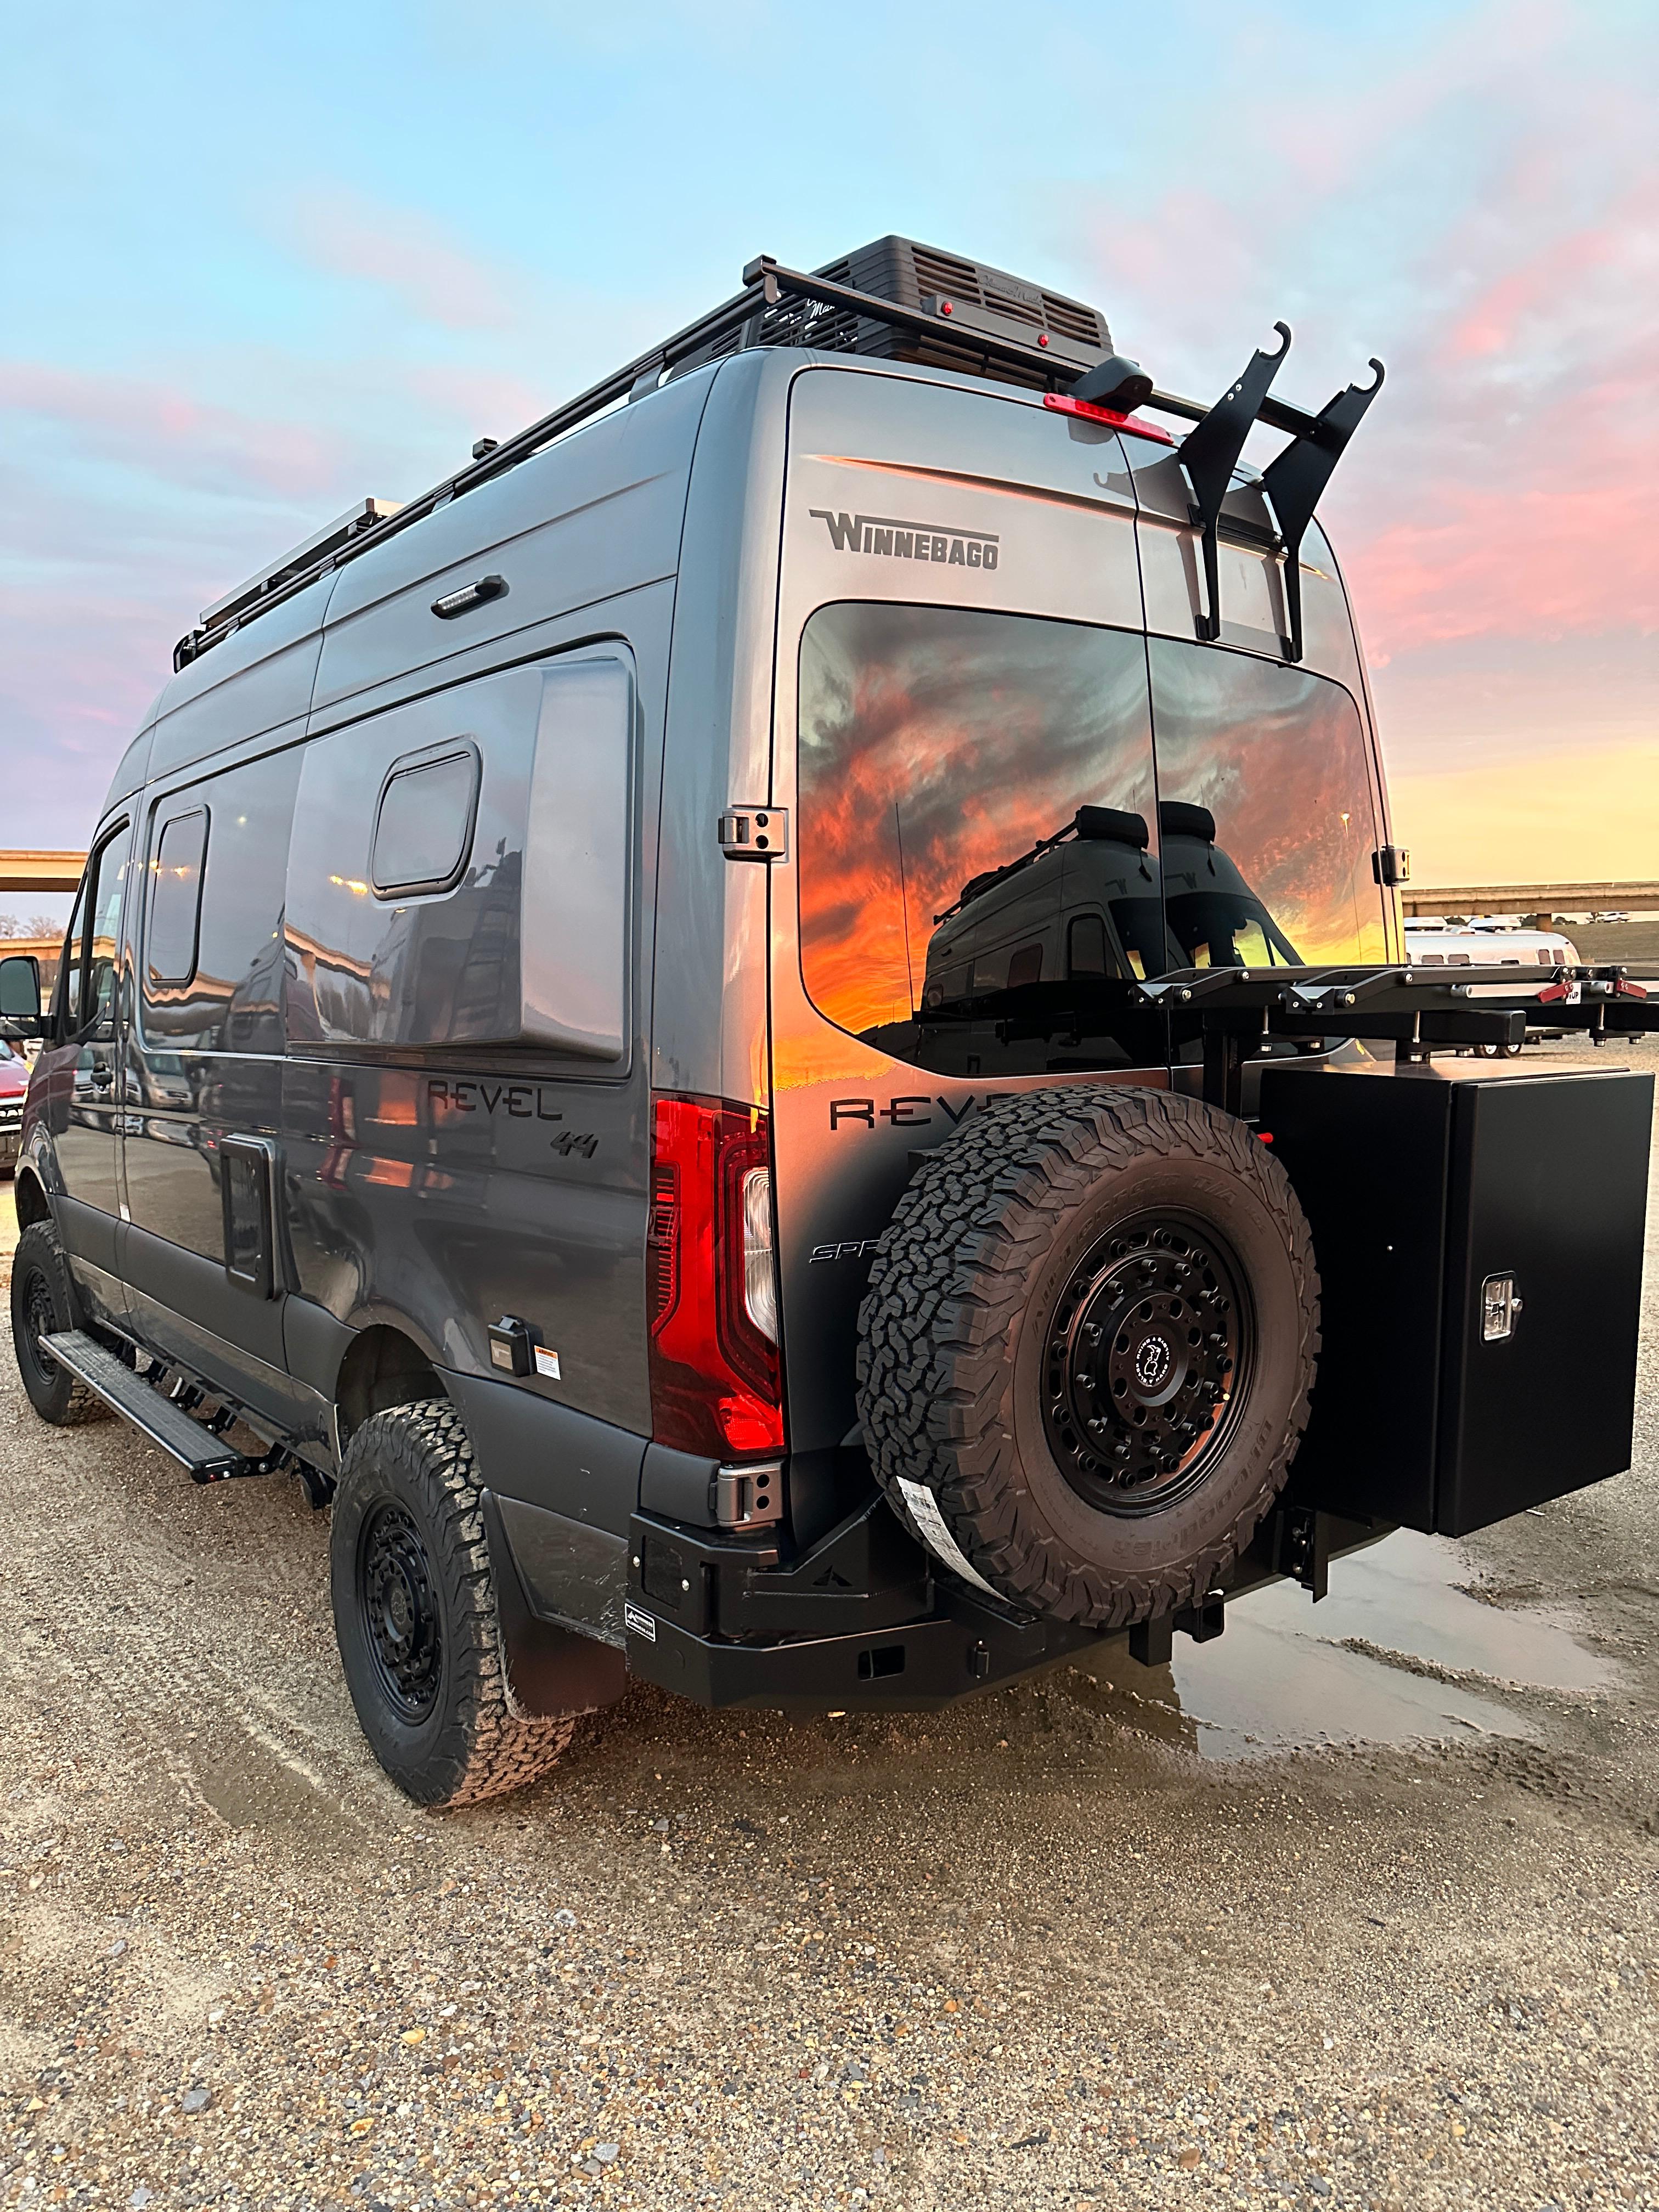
[647,1094,783,1458]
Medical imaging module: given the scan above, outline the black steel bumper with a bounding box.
[625,1579,1107,1711]
[622,1498,1109,1709]
[619,1496,1386,1712]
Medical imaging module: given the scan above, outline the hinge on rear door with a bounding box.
[719,806,788,862]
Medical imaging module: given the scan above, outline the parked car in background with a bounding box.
[0,1032,28,1175]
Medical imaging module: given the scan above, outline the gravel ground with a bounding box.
[2,1037,1658,2211]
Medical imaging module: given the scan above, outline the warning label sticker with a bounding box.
[896,1479,1001,1599]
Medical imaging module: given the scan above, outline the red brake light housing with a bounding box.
[647,1094,783,1458]
[1042,392,1175,445]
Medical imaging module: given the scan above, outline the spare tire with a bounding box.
[856,1086,1319,1630]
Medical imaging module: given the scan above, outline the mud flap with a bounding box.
[481,1489,627,1722]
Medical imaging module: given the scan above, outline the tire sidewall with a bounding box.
[1006,1144,1306,1581]
[10,1222,81,1423]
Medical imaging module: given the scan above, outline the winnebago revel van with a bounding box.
[5,240,1654,1804]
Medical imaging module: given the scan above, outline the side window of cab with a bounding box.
[58,822,133,1042]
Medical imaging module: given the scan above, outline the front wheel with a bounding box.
[9,1220,109,1426]
[857,1086,1321,1632]
[330,1399,575,1805]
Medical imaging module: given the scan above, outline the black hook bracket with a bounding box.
[1261,357,1385,662]
[1176,322,1292,643]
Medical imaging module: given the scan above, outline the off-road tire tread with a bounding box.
[856,1087,1319,1630]
[334,1400,574,1807]
[10,1220,110,1426]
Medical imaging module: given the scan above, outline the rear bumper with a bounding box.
[625,1575,1107,1709]
[621,1498,1387,1712]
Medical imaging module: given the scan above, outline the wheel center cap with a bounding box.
[1134,1335,1172,1390]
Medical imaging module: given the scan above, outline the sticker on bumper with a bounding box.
[896,1478,1001,1599]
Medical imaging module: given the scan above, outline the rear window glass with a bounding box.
[797,605,1389,1077]
[1148,639,1386,970]
[797,602,1164,1075]
[371,748,479,896]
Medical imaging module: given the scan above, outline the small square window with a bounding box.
[371,746,480,897]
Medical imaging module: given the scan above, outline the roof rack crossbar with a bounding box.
[172,252,1374,674]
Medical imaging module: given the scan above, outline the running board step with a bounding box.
[40,1331,242,1477]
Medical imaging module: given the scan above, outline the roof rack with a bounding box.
[196,498,404,635]
[173,248,1379,673]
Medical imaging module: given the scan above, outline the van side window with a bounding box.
[371,746,480,897]
[57,877,89,1034]
[142,750,301,1053]
[1067,915,1109,978]
[147,809,208,986]
[285,657,634,1062]
[65,823,132,1040]
[1007,943,1043,989]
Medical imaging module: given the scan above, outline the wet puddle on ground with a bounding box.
[1074,1528,1617,1759]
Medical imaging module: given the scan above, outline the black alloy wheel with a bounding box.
[358,1502,443,1723]
[1043,1211,1253,1516]
[329,1398,577,1805]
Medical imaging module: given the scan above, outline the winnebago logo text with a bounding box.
[809,510,1000,570]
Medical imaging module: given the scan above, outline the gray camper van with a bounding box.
[5,241,1654,1805]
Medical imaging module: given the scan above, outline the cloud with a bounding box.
[0,362,345,501]
[283,186,517,331]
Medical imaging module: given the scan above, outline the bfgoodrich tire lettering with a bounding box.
[330,1399,574,1805]
[856,1087,1320,1630]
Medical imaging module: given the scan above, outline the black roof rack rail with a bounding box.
[172,250,1380,674]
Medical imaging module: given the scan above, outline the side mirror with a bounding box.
[0,953,44,1036]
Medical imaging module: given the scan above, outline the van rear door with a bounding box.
[767,366,1165,1465]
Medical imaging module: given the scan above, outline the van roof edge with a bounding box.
[169,251,1339,677]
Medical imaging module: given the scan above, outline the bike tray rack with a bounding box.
[1132,963,1659,1115]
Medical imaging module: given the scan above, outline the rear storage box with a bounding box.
[1259,1062,1652,1536]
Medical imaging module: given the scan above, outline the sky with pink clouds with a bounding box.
[2,0,1654,910]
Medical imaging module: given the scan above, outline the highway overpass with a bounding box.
[1401,882,1659,919]
[0,851,88,895]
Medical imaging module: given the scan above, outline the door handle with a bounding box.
[432,573,507,619]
